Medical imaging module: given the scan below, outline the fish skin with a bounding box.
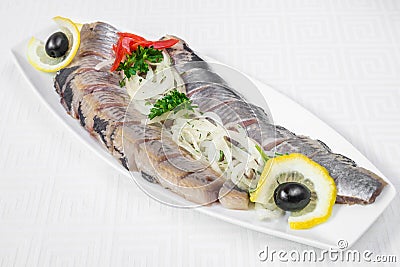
[165,36,387,206]
[53,22,225,205]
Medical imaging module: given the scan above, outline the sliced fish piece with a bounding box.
[311,152,387,204]
[126,127,225,204]
[274,136,332,157]
[77,22,118,59]
[178,169,224,204]
[188,83,239,111]
[182,68,228,86]
[219,180,249,210]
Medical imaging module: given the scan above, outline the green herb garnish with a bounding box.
[117,46,163,87]
[148,90,197,120]
[255,144,270,162]
[248,187,258,193]
[255,145,289,162]
[218,150,225,162]
[274,152,289,156]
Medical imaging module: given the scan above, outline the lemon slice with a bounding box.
[27,16,81,72]
[250,153,337,230]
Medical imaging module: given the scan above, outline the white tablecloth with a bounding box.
[0,0,399,266]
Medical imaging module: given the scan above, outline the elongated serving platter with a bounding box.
[11,24,396,250]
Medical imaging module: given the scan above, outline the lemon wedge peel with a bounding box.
[250,153,337,230]
[27,16,81,72]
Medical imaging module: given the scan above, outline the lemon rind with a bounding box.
[27,16,81,73]
[250,153,337,230]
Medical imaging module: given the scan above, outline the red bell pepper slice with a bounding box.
[110,38,125,71]
[118,32,147,42]
[130,40,154,50]
[121,38,135,55]
[151,39,179,49]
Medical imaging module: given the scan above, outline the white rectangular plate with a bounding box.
[11,25,396,250]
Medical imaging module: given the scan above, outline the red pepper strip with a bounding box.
[151,38,179,49]
[118,32,147,42]
[111,38,125,71]
[130,40,154,50]
[121,37,136,55]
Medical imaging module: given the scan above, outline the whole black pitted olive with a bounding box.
[274,182,311,211]
[45,32,69,58]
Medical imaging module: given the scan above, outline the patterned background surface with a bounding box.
[0,0,399,266]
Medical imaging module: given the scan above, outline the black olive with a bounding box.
[45,32,69,58]
[274,182,311,211]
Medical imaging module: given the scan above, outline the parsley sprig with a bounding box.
[255,144,270,162]
[255,144,289,162]
[148,90,197,120]
[117,46,163,87]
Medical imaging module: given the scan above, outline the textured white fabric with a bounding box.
[0,0,399,266]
